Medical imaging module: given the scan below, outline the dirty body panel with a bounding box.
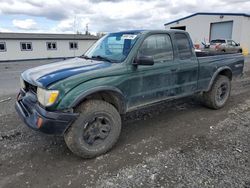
[197,53,244,91]
[16,30,244,135]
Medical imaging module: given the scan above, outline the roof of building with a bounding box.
[164,12,250,26]
[0,32,99,40]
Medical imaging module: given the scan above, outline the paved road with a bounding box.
[0,59,64,96]
[0,57,249,187]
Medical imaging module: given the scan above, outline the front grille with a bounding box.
[25,81,37,94]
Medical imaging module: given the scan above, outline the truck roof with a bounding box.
[111,29,187,35]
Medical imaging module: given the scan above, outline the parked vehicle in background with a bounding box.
[209,39,242,53]
[201,42,210,49]
[16,30,244,158]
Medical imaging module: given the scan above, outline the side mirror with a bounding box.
[134,55,154,66]
[237,43,240,46]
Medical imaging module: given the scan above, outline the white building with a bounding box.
[0,33,98,62]
[164,12,250,53]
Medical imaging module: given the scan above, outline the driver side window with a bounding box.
[139,34,174,63]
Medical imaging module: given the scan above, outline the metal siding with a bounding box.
[0,33,99,40]
[165,14,249,52]
[164,12,250,26]
[0,39,97,62]
[210,21,233,40]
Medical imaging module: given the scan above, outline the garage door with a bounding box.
[210,21,233,41]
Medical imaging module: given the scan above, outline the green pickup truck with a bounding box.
[16,30,244,158]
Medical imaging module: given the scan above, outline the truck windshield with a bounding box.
[83,32,140,63]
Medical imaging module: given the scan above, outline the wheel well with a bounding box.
[75,91,126,114]
[219,69,232,80]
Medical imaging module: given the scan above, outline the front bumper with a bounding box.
[15,90,78,135]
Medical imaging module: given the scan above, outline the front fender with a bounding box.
[56,83,127,112]
[70,86,126,107]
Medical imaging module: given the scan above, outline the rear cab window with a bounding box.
[210,39,226,44]
[174,33,193,60]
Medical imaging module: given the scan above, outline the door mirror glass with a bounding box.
[134,55,154,66]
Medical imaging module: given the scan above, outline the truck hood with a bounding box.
[22,57,111,88]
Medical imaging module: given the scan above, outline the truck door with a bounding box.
[127,33,178,110]
[173,33,199,96]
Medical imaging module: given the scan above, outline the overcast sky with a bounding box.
[0,0,250,34]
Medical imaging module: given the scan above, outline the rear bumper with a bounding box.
[15,90,78,135]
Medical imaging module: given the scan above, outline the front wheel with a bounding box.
[202,75,231,109]
[64,100,121,158]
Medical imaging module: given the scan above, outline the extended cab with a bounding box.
[16,30,244,158]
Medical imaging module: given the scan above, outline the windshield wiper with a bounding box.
[91,55,114,63]
[80,55,91,60]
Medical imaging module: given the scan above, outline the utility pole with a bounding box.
[85,23,89,35]
[73,15,76,57]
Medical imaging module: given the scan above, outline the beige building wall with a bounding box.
[165,14,250,53]
[240,17,250,55]
[0,39,96,61]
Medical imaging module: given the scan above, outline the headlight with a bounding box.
[37,88,59,107]
[20,77,26,89]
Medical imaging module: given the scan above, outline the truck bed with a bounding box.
[195,51,241,57]
[197,52,244,91]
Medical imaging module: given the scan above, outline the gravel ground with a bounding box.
[97,100,250,188]
[0,57,249,188]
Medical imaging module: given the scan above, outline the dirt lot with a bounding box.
[0,57,250,188]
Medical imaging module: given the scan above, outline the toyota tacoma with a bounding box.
[16,30,244,158]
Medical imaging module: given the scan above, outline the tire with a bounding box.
[64,100,121,158]
[202,75,231,109]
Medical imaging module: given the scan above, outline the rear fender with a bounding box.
[206,66,232,91]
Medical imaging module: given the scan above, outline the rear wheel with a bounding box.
[202,75,231,109]
[64,100,121,158]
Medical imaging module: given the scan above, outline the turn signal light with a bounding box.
[37,117,43,128]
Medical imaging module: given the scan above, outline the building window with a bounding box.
[0,42,6,52]
[69,42,78,50]
[20,42,32,51]
[47,42,57,50]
